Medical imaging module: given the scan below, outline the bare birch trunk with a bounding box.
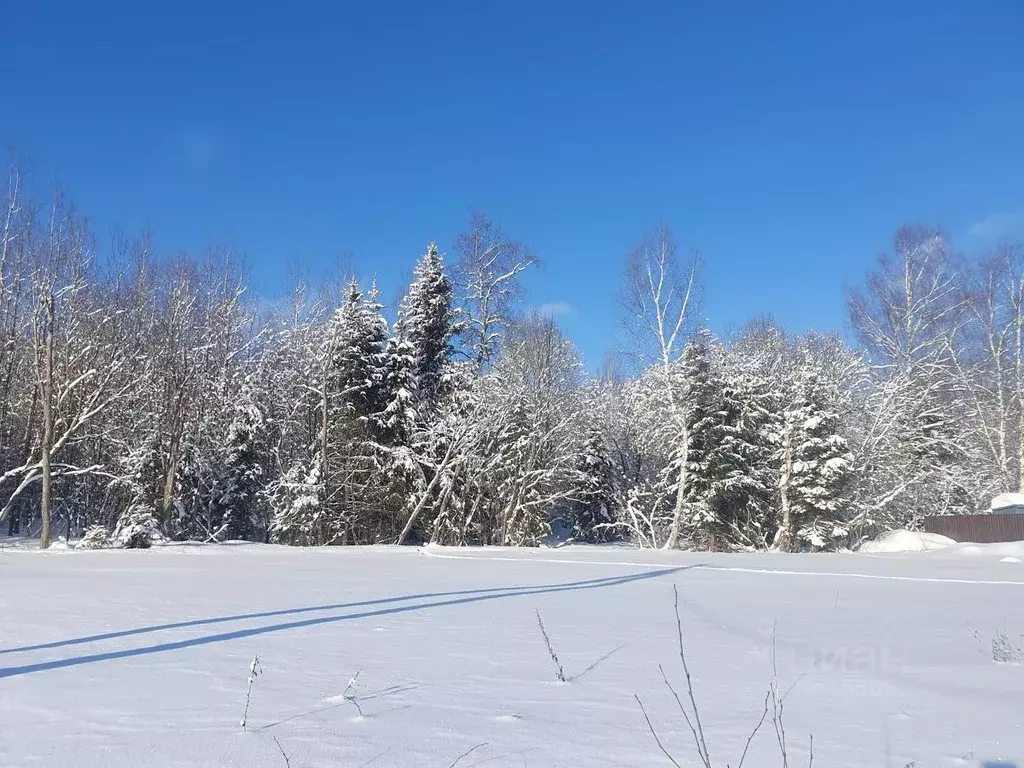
[37,293,55,549]
[664,422,689,549]
[775,420,794,552]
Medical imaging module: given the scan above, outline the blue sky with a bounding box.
[4,1,1023,367]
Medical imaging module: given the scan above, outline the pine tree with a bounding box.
[380,335,417,445]
[571,427,619,542]
[776,361,853,551]
[667,330,724,548]
[316,280,394,543]
[395,243,459,412]
[216,381,266,541]
[329,280,390,428]
[387,246,464,544]
[113,437,163,549]
[713,366,784,548]
[113,503,161,549]
[269,457,323,545]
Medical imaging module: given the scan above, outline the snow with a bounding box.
[991,492,1024,511]
[858,530,1024,560]
[858,529,957,553]
[947,540,1024,559]
[1,543,1022,766]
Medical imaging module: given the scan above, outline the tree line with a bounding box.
[1,163,1021,551]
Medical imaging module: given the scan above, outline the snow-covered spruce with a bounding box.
[113,503,160,549]
[75,524,112,550]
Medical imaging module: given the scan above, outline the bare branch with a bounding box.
[448,742,489,768]
[635,694,682,768]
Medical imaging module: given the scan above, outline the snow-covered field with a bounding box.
[1,543,1022,767]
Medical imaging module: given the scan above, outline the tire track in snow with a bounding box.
[418,548,680,570]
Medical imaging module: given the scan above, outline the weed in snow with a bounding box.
[271,735,291,767]
[343,669,365,717]
[991,631,1024,664]
[448,742,488,767]
[965,625,1024,664]
[535,609,567,683]
[241,654,262,731]
[637,585,814,768]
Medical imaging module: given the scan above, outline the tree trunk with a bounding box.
[162,432,180,527]
[1017,305,1024,492]
[399,435,464,546]
[1019,420,1024,495]
[39,442,52,549]
[398,468,445,545]
[38,294,55,550]
[664,422,689,549]
[319,371,330,545]
[775,420,794,552]
[7,387,38,537]
[429,468,458,545]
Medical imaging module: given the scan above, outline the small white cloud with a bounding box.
[968,209,1024,239]
[534,301,578,319]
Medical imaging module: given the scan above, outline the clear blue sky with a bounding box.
[4,1,1023,367]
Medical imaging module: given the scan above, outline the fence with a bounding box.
[922,514,1024,544]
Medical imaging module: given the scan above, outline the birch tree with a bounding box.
[952,243,1024,495]
[847,225,972,523]
[618,223,703,548]
[453,212,536,370]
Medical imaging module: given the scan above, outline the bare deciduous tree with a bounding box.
[619,224,703,548]
[453,211,537,370]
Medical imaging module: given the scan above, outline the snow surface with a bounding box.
[858,529,957,554]
[1,543,1023,767]
[991,492,1024,511]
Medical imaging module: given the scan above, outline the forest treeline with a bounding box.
[1,162,1022,551]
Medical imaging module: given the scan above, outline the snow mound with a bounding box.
[858,529,956,553]
[859,531,1024,558]
[991,491,1024,511]
[948,540,1024,558]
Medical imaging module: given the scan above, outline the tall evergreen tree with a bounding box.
[571,427,619,542]
[713,366,784,548]
[380,335,417,445]
[114,437,163,549]
[269,457,323,546]
[279,280,395,545]
[776,360,853,551]
[395,243,459,412]
[329,280,390,429]
[215,380,266,541]
[669,330,725,548]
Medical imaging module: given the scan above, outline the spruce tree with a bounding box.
[395,243,459,412]
[776,361,853,551]
[672,330,725,548]
[329,280,390,428]
[269,458,323,546]
[321,281,394,542]
[380,334,417,445]
[114,437,163,549]
[572,427,619,542]
[713,368,783,548]
[216,381,266,541]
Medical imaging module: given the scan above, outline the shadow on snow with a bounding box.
[0,567,682,679]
